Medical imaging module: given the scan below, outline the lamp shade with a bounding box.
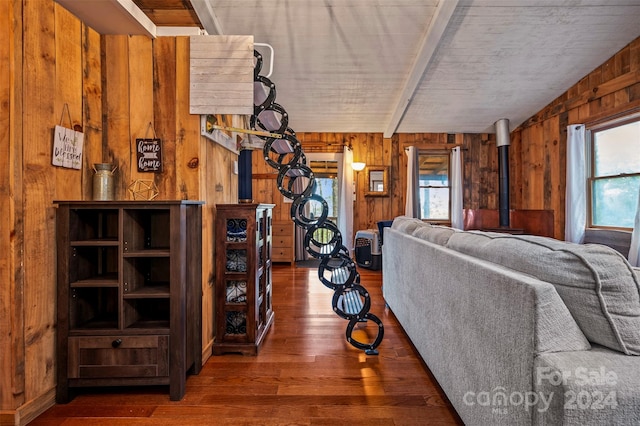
[351,162,366,171]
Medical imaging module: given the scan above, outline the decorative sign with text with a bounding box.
[52,125,84,170]
[136,138,163,172]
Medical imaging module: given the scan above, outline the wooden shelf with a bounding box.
[71,274,119,287]
[123,249,171,257]
[124,284,170,298]
[71,239,119,246]
[56,201,203,402]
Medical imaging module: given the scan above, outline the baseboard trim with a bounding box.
[201,340,213,365]
[0,387,56,426]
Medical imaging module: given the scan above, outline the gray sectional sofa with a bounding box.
[382,216,640,425]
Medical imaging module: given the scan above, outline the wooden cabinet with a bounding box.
[272,220,295,265]
[213,203,275,355]
[55,201,203,402]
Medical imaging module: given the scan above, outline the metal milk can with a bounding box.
[92,163,117,200]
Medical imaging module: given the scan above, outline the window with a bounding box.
[418,151,450,221]
[309,160,339,221]
[589,118,640,229]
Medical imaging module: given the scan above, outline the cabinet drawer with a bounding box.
[272,247,294,261]
[68,335,169,379]
[272,221,293,236]
[273,236,293,248]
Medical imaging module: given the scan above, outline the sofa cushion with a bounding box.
[410,223,433,239]
[447,232,640,355]
[392,217,459,246]
[391,216,425,234]
[412,224,457,246]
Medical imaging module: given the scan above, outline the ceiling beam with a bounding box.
[383,0,459,138]
[55,0,156,37]
[189,0,224,35]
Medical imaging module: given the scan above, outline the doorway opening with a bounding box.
[309,160,339,230]
[295,155,343,261]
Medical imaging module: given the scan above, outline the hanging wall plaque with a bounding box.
[135,123,163,172]
[136,138,163,172]
[52,105,84,170]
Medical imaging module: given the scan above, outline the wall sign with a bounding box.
[136,138,163,172]
[52,125,84,170]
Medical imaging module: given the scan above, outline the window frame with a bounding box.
[587,114,640,231]
[417,149,452,224]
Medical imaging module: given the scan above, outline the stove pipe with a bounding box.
[495,119,511,228]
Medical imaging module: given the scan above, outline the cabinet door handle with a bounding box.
[112,338,123,348]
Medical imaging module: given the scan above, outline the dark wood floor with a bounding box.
[32,264,463,425]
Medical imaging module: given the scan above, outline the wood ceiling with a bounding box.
[131,0,201,27]
[81,1,640,135]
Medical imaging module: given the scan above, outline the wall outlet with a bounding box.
[233,160,238,175]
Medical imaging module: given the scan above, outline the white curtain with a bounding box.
[629,186,640,267]
[338,147,354,253]
[405,146,419,218]
[450,147,464,229]
[565,124,587,243]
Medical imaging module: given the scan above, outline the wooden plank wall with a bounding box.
[0,1,101,423]
[22,2,59,412]
[395,132,499,212]
[251,132,498,236]
[81,26,104,200]
[512,36,640,239]
[1,3,240,421]
[0,0,25,419]
[102,35,239,365]
[24,0,87,417]
[103,35,153,196]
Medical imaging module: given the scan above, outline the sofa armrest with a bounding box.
[534,347,640,425]
[382,227,589,425]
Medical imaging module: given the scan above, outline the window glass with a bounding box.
[593,121,640,176]
[418,152,450,221]
[592,176,640,228]
[419,187,450,220]
[309,161,339,221]
[590,118,640,229]
[312,177,338,219]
